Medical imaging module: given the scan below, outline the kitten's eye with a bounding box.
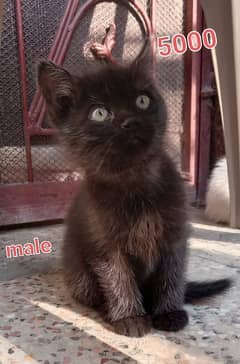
[136,95,150,110]
[90,107,109,122]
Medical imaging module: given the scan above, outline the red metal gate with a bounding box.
[0,0,206,226]
[0,0,159,226]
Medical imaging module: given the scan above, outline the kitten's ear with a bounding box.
[130,41,154,79]
[38,60,75,118]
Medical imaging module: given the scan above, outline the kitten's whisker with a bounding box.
[91,135,116,176]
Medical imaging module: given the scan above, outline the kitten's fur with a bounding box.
[205,157,230,223]
[38,51,231,337]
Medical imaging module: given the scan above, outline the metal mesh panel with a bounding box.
[21,0,71,182]
[155,0,184,166]
[31,136,80,182]
[21,0,67,105]
[0,1,27,184]
[0,0,185,185]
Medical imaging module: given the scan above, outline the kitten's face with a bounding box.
[38,57,167,176]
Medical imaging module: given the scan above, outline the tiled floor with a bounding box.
[0,213,239,364]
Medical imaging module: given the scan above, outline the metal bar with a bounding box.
[0,181,80,226]
[15,0,33,182]
[51,0,79,61]
[182,0,193,176]
[150,0,157,75]
[58,0,101,65]
[197,43,213,203]
[189,1,203,188]
[182,0,203,192]
[53,0,80,63]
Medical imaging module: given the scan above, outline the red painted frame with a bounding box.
[182,0,203,201]
[183,0,216,204]
[0,182,79,226]
[0,0,156,226]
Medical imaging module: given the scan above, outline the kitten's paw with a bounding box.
[152,309,188,332]
[112,316,151,337]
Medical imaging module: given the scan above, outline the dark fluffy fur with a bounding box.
[38,52,231,337]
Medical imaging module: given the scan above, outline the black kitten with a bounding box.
[38,51,231,337]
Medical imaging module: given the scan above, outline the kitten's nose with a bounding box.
[121,117,139,130]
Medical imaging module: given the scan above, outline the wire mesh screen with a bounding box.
[21,0,67,106]
[155,0,184,166]
[0,1,27,184]
[30,136,80,183]
[0,0,185,186]
[21,0,69,182]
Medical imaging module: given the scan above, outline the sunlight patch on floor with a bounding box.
[27,298,216,364]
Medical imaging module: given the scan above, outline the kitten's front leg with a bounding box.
[146,242,189,332]
[94,251,151,337]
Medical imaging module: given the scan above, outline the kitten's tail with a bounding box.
[184,278,232,304]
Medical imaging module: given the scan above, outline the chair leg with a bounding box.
[201,0,240,228]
